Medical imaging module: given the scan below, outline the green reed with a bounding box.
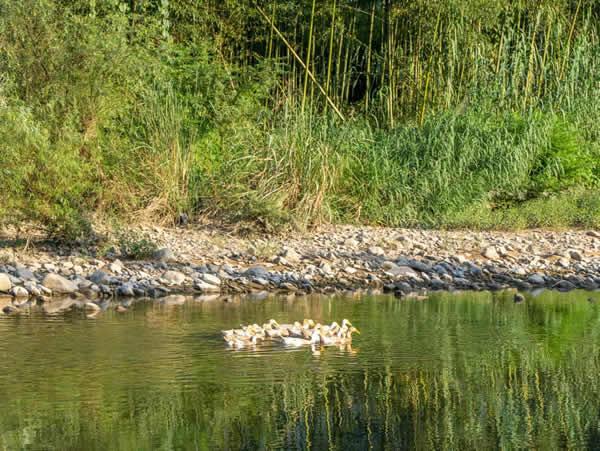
[1,0,599,236]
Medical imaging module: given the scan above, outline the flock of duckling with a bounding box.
[222,319,360,348]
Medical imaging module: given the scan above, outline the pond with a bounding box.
[0,290,599,450]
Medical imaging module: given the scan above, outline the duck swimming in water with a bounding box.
[262,319,283,337]
[223,326,265,347]
[225,334,263,348]
[222,318,359,348]
[316,321,360,345]
[222,324,265,341]
[338,325,360,344]
[280,329,322,347]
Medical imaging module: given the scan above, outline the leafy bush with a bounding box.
[0,93,94,240]
[116,231,159,260]
[0,0,598,237]
[442,190,600,230]
[528,120,597,195]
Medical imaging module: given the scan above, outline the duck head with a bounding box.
[303,319,316,329]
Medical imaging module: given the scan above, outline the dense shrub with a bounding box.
[0,0,598,237]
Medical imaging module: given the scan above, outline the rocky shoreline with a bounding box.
[1,225,599,315]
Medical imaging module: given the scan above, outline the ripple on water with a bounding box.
[0,290,599,450]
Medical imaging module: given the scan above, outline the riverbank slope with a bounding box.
[1,224,599,313]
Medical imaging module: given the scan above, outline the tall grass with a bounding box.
[194,108,600,228]
[248,0,600,125]
[0,0,599,237]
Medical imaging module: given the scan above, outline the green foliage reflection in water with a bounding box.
[0,291,599,449]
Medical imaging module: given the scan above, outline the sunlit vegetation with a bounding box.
[1,1,599,238]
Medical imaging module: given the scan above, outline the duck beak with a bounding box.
[353,328,361,335]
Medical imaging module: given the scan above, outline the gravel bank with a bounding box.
[1,225,599,314]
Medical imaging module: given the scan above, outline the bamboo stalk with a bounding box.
[302,0,317,113]
[254,2,345,121]
[365,1,376,111]
[335,20,345,104]
[267,1,276,59]
[523,10,542,109]
[384,0,393,127]
[420,10,442,126]
[560,0,583,81]
[537,11,553,99]
[341,17,354,103]
[325,0,337,95]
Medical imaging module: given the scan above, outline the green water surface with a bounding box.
[1,290,600,450]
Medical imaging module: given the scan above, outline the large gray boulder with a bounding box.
[16,267,36,281]
[42,273,78,294]
[199,273,221,286]
[195,280,221,292]
[482,246,500,260]
[162,270,186,285]
[154,248,176,263]
[528,274,546,285]
[243,266,269,279]
[116,283,135,297]
[89,270,113,285]
[382,263,419,279]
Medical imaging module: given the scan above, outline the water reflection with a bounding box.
[0,291,599,449]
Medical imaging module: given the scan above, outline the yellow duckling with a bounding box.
[341,319,355,329]
[221,327,247,338]
[250,324,266,337]
[317,322,360,345]
[262,319,282,338]
[224,324,265,346]
[302,319,316,330]
[281,321,305,338]
[328,321,341,335]
[337,325,360,344]
[222,324,264,342]
[225,334,262,348]
[222,318,359,348]
[310,323,331,345]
